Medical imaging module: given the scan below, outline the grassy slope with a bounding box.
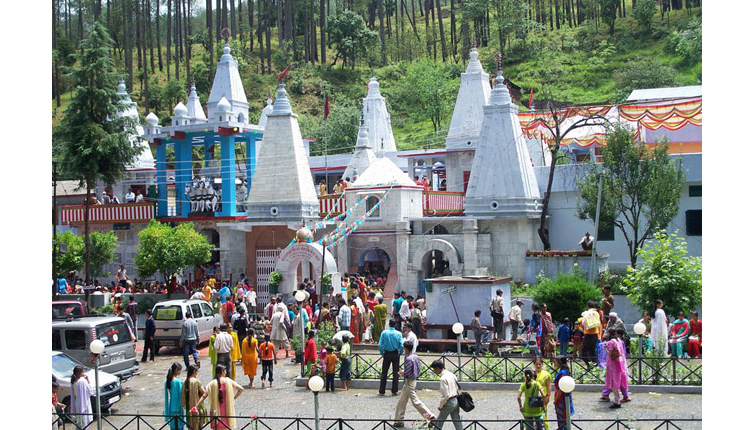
[53,7,702,153]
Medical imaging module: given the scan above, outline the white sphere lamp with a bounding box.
[452,322,464,335]
[90,339,105,355]
[308,375,325,392]
[295,290,307,302]
[633,322,646,336]
[558,375,576,394]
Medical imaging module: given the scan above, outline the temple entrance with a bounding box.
[357,247,391,279]
[274,242,340,303]
[422,250,451,279]
[200,228,220,264]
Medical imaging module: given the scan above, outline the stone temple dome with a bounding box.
[145,112,159,126]
[173,102,188,117]
[217,96,231,113]
[352,157,415,188]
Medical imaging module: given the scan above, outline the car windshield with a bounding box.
[154,305,183,321]
[52,303,84,319]
[52,353,86,379]
[96,321,133,345]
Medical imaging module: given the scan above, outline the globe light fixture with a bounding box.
[295,290,306,302]
[90,339,105,355]
[89,339,105,430]
[308,375,325,392]
[633,322,646,335]
[452,322,464,335]
[558,376,576,394]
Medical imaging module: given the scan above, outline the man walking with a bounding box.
[430,360,463,430]
[181,311,201,369]
[402,324,418,355]
[378,320,404,396]
[393,341,434,427]
[213,323,234,376]
[489,289,505,340]
[141,310,156,362]
[509,299,524,341]
[337,298,351,332]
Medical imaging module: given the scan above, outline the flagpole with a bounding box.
[324,89,329,194]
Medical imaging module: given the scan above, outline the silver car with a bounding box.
[152,299,222,353]
[52,316,139,379]
[52,351,122,413]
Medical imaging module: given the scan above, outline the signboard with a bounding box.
[442,286,457,294]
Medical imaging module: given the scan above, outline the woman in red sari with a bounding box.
[349,300,361,343]
[687,312,702,358]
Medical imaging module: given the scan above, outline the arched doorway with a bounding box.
[200,228,220,265]
[357,247,391,279]
[422,250,450,279]
[274,243,340,302]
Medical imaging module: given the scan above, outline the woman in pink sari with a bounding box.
[195,364,244,429]
[603,328,629,409]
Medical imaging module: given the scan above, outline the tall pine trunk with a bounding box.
[146,0,155,72]
[185,0,191,84]
[175,0,180,81]
[320,0,326,64]
[435,0,446,61]
[168,0,172,81]
[259,0,266,72]
[378,0,387,65]
[230,0,237,37]
[423,0,431,57]
[125,0,133,88]
[157,0,163,71]
[248,0,255,53]
[277,0,283,44]
[136,0,144,72]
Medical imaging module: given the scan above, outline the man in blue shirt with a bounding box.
[394,341,434,426]
[378,319,404,396]
[392,292,405,331]
[181,311,200,369]
[218,283,232,303]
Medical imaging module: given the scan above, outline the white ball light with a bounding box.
[559,376,576,394]
[295,290,306,302]
[452,322,464,335]
[633,322,646,335]
[308,375,325,392]
[90,339,105,355]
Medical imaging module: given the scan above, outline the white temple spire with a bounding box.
[186,81,207,121]
[207,42,249,123]
[362,77,397,153]
[445,46,491,150]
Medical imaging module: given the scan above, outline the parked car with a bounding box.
[152,299,222,353]
[52,351,122,413]
[53,300,88,320]
[52,316,139,380]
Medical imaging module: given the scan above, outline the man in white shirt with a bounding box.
[509,299,524,341]
[245,286,257,314]
[430,360,463,430]
[213,323,234,372]
[402,324,418,355]
[399,295,412,323]
[578,232,595,250]
[125,190,135,202]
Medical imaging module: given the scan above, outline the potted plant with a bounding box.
[268,271,282,295]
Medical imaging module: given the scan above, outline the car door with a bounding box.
[63,328,89,366]
[201,302,220,337]
[189,303,206,343]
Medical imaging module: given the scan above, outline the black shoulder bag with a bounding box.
[455,381,475,412]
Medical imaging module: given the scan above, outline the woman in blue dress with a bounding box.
[164,362,184,430]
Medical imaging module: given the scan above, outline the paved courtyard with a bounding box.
[93,345,702,430]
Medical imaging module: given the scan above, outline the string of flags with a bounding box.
[321,185,395,250]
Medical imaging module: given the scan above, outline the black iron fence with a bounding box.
[53,413,703,430]
[346,354,702,385]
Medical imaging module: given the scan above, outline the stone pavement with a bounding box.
[108,345,701,429]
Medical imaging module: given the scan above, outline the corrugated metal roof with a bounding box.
[54,180,86,196]
[626,86,702,102]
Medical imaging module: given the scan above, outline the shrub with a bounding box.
[532,266,602,324]
[624,230,702,318]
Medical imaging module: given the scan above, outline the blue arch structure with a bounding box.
[154,127,263,218]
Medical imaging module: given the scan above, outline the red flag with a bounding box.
[277,64,290,82]
[324,93,330,119]
[529,88,534,109]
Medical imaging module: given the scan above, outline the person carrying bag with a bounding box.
[518,369,546,430]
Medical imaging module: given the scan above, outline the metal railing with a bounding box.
[346,354,702,385]
[53,413,703,430]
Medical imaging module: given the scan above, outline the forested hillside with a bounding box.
[52,1,702,156]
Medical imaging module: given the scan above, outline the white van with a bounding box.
[151,299,222,353]
[52,351,122,412]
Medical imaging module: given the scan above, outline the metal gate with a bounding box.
[256,249,281,306]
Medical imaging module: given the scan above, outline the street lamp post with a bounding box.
[89,339,105,430]
[308,375,325,430]
[295,290,307,377]
[452,322,464,381]
[558,375,576,430]
[633,322,646,381]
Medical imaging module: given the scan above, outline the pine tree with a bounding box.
[54,22,142,286]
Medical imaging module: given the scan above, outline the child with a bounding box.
[572,319,584,358]
[323,346,338,392]
[319,341,328,374]
[523,319,539,355]
[259,334,278,388]
[52,381,65,424]
[557,318,571,357]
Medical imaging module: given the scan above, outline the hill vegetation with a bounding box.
[52,1,702,158]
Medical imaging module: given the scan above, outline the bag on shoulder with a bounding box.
[583,310,601,330]
[527,384,544,408]
[455,381,475,412]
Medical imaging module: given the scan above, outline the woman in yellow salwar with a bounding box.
[181,364,207,430]
[209,327,220,378]
[241,329,261,387]
[226,324,242,380]
[195,364,244,430]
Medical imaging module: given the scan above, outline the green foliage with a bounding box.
[301,97,361,156]
[268,271,282,294]
[134,220,212,281]
[665,18,702,65]
[273,40,295,71]
[326,10,379,68]
[290,334,303,352]
[54,29,76,68]
[90,304,115,315]
[316,320,336,346]
[56,231,85,275]
[392,60,457,132]
[576,126,686,267]
[624,230,702,318]
[532,266,602,324]
[54,22,143,187]
[161,79,185,110]
[599,0,620,35]
[491,0,535,54]
[633,0,658,32]
[190,61,211,96]
[611,56,678,102]
[89,231,119,278]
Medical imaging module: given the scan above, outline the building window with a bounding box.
[597,217,615,241]
[686,210,702,236]
[366,195,381,219]
[689,185,702,197]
